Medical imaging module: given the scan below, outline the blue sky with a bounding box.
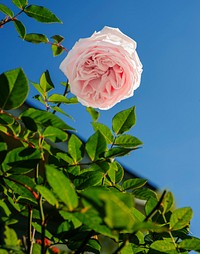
[1,0,200,238]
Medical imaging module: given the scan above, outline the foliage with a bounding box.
[0,1,200,253]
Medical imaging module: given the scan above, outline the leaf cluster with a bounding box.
[0,1,200,254]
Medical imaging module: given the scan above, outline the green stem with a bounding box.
[28,206,34,254]
[38,195,46,254]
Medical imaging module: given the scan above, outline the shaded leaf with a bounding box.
[24,5,62,23]
[13,20,26,39]
[104,147,131,158]
[46,165,78,211]
[0,68,29,110]
[21,108,75,131]
[51,34,64,43]
[112,106,136,135]
[36,185,58,207]
[24,33,48,44]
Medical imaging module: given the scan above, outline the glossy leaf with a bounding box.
[0,68,29,110]
[112,106,136,135]
[43,126,68,142]
[87,107,100,122]
[170,207,193,231]
[24,5,62,23]
[104,147,131,158]
[114,134,143,148]
[21,108,75,131]
[92,122,114,144]
[145,196,159,217]
[12,0,27,9]
[40,70,55,93]
[48,94,76,103]
[122,178,147,191]
[85,131,107,161]
[132,187,157,200]
[51,34,64,43]
[46,165,78,210]
[0,4,14,17]
[68,134,84,163]
[36,185,58,207]
[51,44,64,57]
[24,33,48,44]
[13,20,26,39]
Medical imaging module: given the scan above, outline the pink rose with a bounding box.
[60,26,143,110]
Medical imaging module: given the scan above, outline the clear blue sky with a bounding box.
[1,0,200,238]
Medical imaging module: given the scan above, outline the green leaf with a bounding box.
[0,68,29,110]
[145,196,159,217]
[21,108,75,131]
[112,106,136,135]
[24,33,48,44]
[114,161,124,183]
[74,171,104,189]
[40,70,54,93]
[0,4,14,17]
[169,207,193,231]
[36,185,58,207]
[4,226,18,246]
[13,20,26,39]
[2,147,41,172]
[101,192,135,230]
[85,131,107,161]
[87,107,100,122]
[50,106,74,119]
[46,165,78,211]
[51,35,64,43]
[122,178,147,191]
[12,0,27,9]
[0,200,11,217]
[150,240,177,253]
[114,134,143,148]
[24,5,62,23]
[68,134,84,163]
[179,237,200,251]
[48,94,74,103]
[43,126,68,142]
[92,122,114,144]
[162,191,174,213]
[104,147,131,158]
[51,44,64,57]
[132,187,157,200]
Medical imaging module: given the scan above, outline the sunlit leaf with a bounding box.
[87,107,100,122]
[162,191,174,213]
[0,4,14,17]
[12,0,27,9]
[24,5,62,23]
[4,226,18,246]
[179,237,200,251]
[85,131,107,161]
[170,207,193,231]
[40,70,54,93]
[68,134,84,163]
[52,44,64,57]
[112,106,136,135]
[122,178,147,191]
[43,126,68,142]
[24,33,48,44]
[150,239,177,253]
[36,185,58,207]
[0,68,29,110]
[92,122,114,144]
[114,134,143,148]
